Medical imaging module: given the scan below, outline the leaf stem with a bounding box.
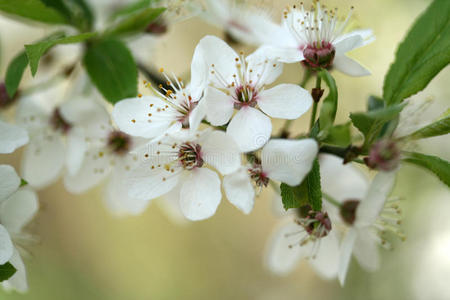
[323,193,342,208]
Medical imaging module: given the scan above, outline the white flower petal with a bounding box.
[22,134,65,189]
[204,86,234,126]
[319,154,369,203]
[104,168,150,216]
[226,107,272,152]
[334,35,364,55]
[179,168,221,221]
[0,189,38,234]
[190,41,209,100]
[2,249,27,293]
[261,139,318,186]
[333,55,371,77]
[64,148,112,194]
[0,121,28,154]
[0,225,13,265]
[16,96,49,134]
[128,157,181,201]
[201,131,241,175]
[112,96,175,138]
[258,84,312,119]
[223,167,255,214]
[59,97,109,126]
[246,50,283,86]
[356,171,397,227]
[196,35,239,85]
[308,231,340,279]
[65,127,86,176]
[353,229,380,272]
[264,221,304,275]
[188,99,206,132]
[338,228,357,286]
[335,29,375,49]
[257,45,304,64]
[159,184,188,225]
[0,165,20,202]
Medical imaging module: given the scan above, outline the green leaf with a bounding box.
[368,96,384,111]
[280,159,322,211]
[280,182,309,210]
[318,70,338,134]
[322,123,352,147]
[350,103,406,149]
[106,7,166,37]
[0,0,68,25]
[406,115,450,140]
[20,178,28,187]
[5,52,28,98]
[0,262,16,282]
[111,0,154,19]
[383,0,450,105]
[403,152,450,187]
[25,32,96,76]
[83,39,138,104]
[41,0,94,31]
[305,159,322,211]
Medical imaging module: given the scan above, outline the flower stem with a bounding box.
[309,75,322,130]
[323,193,341,208]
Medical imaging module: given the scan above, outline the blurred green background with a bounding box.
[0,0,449,299]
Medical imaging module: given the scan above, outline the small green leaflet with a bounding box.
[0,0,68,25]
[405,115,450,140]
[318,70,338,137]
[321,123,352,147]
[280,182,309,210]
[368,96,384,111]
[41,0,94,31]
[280,159,322,211]
[383,0,450,105]
[0,262,16,282]
[403,152,450,187]
[105,7,166,37]
[25,32,96,76]
[5,52,28,98]
[350,103,406,149]
[83,39,138,104]
[111,0,158,19]
[20,178,28,187]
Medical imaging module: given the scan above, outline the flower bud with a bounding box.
[365,139,401,171]
[303,42,336,69]
[145,19,168,35]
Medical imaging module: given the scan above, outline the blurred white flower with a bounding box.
[0,120,28,154]
[16,91,110,189]
[260,2,374,76]
[127,130,241,221]
[224,139,318,214]
[265,217,340,278]
[0,165,38,293]
[196,35,312,152]
[199,0,283,46]
[320,154,402,285]
[63,120,152,216]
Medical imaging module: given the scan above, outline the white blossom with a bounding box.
[0,165,38,293]
[224,138,319,214]
[127,130,241,221]
[196,35,312,152]
[320,154,402,285]
[16,91,110,189]
[259,2,374,76]
[199,0,283,46]
[0,120,28,154]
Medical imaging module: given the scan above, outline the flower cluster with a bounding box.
[0,0,448,293]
